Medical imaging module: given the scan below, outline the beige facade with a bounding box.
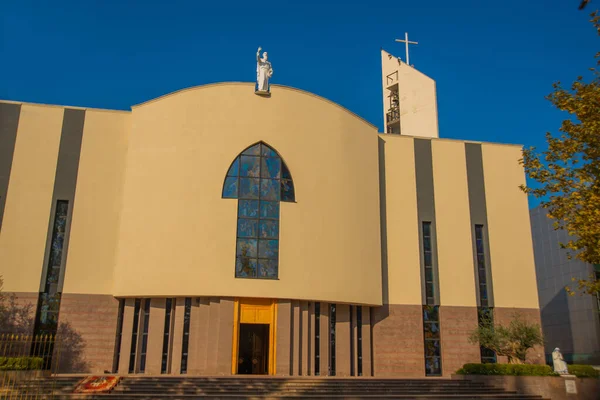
[113,84,382,305]
[0,77,540,377]
[0,104,64,293]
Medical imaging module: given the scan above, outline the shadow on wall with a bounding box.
[55,321,89,373]
[0,292,89,373]
[541,289,573,361]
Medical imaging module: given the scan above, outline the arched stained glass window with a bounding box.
[222,142,295,279]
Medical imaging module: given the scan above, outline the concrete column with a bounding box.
[117,298,135,374]
[336,304,351,377]
[204,298,221,374]
[186,298,203,374]
[216,298,234,375]
[301,301,310,376]
[170,298,186,374]
[291,300,300,376]
[319,302,329,376]
[134,300,149,373]
[275,300,291,376]
[362,306,372,376]
[190,298,210,374]
[144,298,166,374]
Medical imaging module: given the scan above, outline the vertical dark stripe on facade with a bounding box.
[129,299,142,373]
[40,108,85,292]
[314,302,320,376]
[161,298,174,374]
[414,139,440,304]
[0,103,22,233]
[329,303,336,376]
[180,297,192,374]
[356,305,363,376]
[33,108,85,341]
[112,299,125,373]
[414,139,443,376]
[465,143,495,306]
[349,305,355,376]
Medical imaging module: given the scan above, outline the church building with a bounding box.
[0,49,542,377]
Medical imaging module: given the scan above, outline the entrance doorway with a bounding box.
[237,323,269,375]
[232,298,277,375]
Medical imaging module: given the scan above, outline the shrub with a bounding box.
[456,363,557,376]
[0,357,44,370]
[568,364,599,378]
[468,312,544,364]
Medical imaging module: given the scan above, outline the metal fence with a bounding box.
[0,334,62,399]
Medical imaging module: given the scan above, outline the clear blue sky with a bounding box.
[1,0,597,206]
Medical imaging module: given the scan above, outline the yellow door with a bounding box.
[231,298,277,375]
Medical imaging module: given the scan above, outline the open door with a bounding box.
[237,323,269,374]
[232,298,277,375]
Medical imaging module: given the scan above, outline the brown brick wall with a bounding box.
[58,293,119,373]
[371,304,424,377]
[371,305,545,378]
[494,307,545,364]
[439,306,480,376]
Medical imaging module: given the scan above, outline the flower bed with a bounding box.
[456,363,557,376]
[456,363,599,378]
[0,357,43,371]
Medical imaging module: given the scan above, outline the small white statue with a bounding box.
[256,47,273,93]
[552,347,569,375]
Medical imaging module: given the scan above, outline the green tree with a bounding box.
[520,12,600,296]
[468,313,544,364]
[0,276,34,334]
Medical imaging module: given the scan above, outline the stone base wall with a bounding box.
[452,374,600,400]
[371,305,545,378]
[2,294,545,378]
[116,297,234,376]
[58,293,120,374]
[439,306,480,376]
[371,304,424,377]
[494,307,545,364]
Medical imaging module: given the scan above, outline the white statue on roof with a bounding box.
[256,47,273,94]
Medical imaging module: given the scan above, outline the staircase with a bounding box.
[6,376,550,399]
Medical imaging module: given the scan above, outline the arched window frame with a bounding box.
[222,142,295,279]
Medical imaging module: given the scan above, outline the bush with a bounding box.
[468,312,544,364]
[0,357,44,370]
[568,364,599,378]
[456,363,558,376]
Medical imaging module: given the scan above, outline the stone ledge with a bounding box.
[451,374,600,400]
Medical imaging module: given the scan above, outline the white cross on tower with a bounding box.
[395,32,418,66]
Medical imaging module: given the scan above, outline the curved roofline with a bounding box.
[131,82,377,130]
[0,99,129,114]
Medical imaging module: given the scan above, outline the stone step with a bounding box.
[21,380,484,383]
[114,383,491,388]
[19,381,489,387]
[32,395,548,400]
[17,388,520,395]
[16,381,493,389]
[4,376,550,400]
[112,387,514,392]
[115,377,486,386]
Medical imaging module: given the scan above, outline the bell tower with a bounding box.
[381,49,439,138]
